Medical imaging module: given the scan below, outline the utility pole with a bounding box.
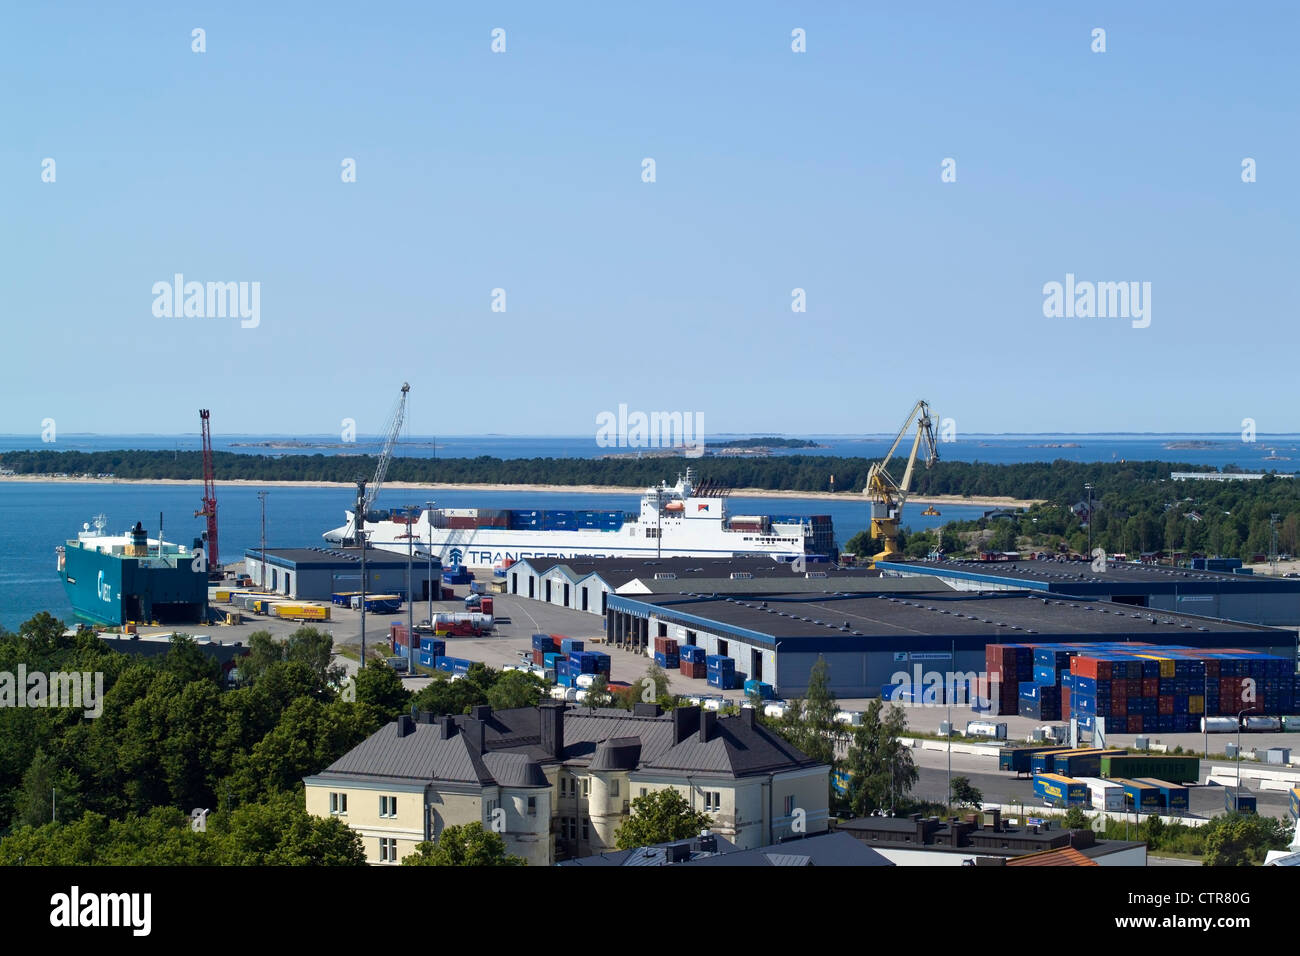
[1084,482,1094,558]
[426,501,435,629]
[1235,706,1256,804]
[1270,513,1280,575]
[406,504,415,660]
[947,636,954,815]
[257,492,268,590]
[356,480,367,670]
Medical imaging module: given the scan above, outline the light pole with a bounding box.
[426,500,435,629]
[1084,482,1093,558]
[1235,706,1256,805]
[405,505,415,655]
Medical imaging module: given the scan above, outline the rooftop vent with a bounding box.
[654,572,677,580]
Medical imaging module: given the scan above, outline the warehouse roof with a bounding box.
[512,555,882,591]
[242,546,435,570]
[607,589,1287,653]
[877,558,1300,594]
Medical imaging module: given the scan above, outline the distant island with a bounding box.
[1165,441,1222,450]
[706,437,825,450]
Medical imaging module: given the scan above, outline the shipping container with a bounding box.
[1075,776,1125,811]
[965,720,1008,740]
[744,679,775,700]
[1112,778,1163,813]
[998,746,1066,776]
[1053,749,1127,778]
[1225,788,1257,814]
[1134,778,1189,813]
[1100,754,1200,784]
[1030,748,1078,774]
[1289,786,1300,822]
[1033,773,1089,808]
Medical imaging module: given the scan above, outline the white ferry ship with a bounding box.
[321,469,835,568]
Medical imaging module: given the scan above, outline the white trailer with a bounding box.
[1076,775,1125,811]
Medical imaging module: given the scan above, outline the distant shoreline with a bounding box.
[0,476,1041,509]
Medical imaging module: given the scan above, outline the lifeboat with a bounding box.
[921,505,941,516]
[665,501,685,512]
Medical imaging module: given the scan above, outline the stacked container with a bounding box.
[532,634,556,668]
[653,636,680,669]
[706,654,738,690]
[417,637,446,670]
[679,645,706,680]
[569,651,611,679]
[985,644,1034,716]
[744,679,775,700]
[1018,681,1062,720]
[559,637,584,655]
[434,656,472,675]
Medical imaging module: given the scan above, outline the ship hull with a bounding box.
[59,543,208,626]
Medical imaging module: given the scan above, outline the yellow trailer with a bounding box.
[273,603,331,622]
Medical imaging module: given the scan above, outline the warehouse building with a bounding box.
[605,589,1296,699]
[242,547,441,602]
[876,558,1300,629]
[505,556,939,617]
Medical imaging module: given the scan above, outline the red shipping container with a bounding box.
[1112,678,1127,698]
[1061,686,1071,719]
[1158,695,1174,715]
[480,597,493,615]
[1141,678,1159,697]
[532,649,544,666]
[1112,696,1128,716]
[1129,714,1143,733]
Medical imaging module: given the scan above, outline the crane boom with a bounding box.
[864,400,939,566]
[195,409,220,572]
[363,383,410,514]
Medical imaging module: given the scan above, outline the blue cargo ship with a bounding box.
[56,516,208,626]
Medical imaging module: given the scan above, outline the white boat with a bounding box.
[322,468,836,568]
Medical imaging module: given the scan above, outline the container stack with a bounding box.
[1018,681,1062,721]
[679,645,706,679]
[434,656,472,675]
[653,636,680,669]
[559,637,584,655]
[568,651,611,680]
[390,622,410,655]
[985,644,1034,716]
[531,633,557,667]
[744,679,775,700]
[706,654,738,690]
[417,637,446,670]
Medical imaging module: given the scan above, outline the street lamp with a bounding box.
[1235,706,1256,805]
[426,501,435,630]
[1084,482,1094,558]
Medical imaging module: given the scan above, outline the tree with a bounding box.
[355,662,411,720]
[1201,812,1291,866]
[486,670,545,711]
[614,789,713,850]
[582,675,612,709]
[402,822,525,866]
[841,700,917,816]
[949,776,983,811]
[776,656,837,768]
[411,674,489,716]
[210,791,366,866]
[1062,805,1089,830]
[10,748,82,827]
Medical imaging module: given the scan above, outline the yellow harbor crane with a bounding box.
[864,400,939,566]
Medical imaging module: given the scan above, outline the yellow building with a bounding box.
[305,702,829,865]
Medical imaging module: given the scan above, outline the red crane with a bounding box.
[196,409,220,573]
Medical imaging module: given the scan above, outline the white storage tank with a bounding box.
[764,702,787,719]
[1244,716,1283,732]
[1201,717,1238,733]
[834,710,863,727]
[965,720,1008,740]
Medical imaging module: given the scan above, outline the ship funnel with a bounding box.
[127,521,148,557]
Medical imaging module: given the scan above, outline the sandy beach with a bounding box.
[0,475,1042,509]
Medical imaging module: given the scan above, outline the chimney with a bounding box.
[439,715,455,739]
[633,702,662,718]
[739,706,755,727]
[470,704,492,721]
[698,710,718,743]
[462,718,486,754]
[672,705,701,744]
[539,702,565,759]
[396,715,415,737]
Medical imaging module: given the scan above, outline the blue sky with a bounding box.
[3,2,1296,438]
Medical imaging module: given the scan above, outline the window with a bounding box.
[784,795,795,816]
[639,787,648,798]
[610,779,620,798]
[581,778,590,798]
[581,816,590,840]
[329,792,348,814]
[703,791,721,812]
[379,838,397,862]
[527,796,537,817]
[379,795,398,818]
[562,817,576,840]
